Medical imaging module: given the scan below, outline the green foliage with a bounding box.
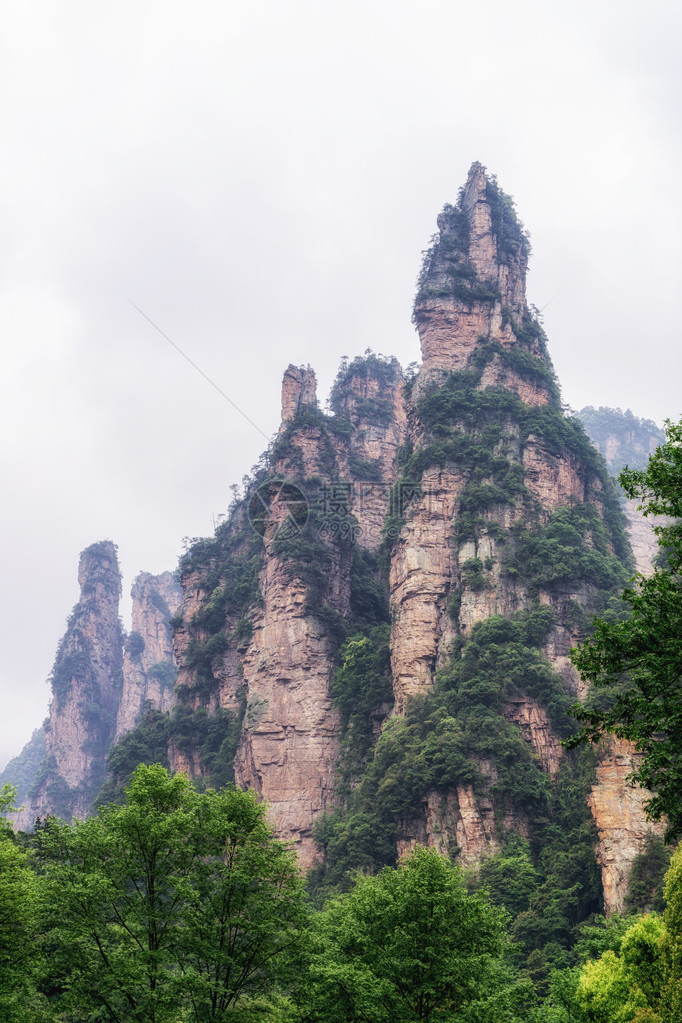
[149,586,171,616]
[27,756,79,822]
[274,514,335,598]
[331,625,393,783]
[0,803,42,1021]
[476,833,541,918]
[418,269,501,305]
[400,358,630,581]
[180,511,263,601]
[414,364,627,543]
[268,402,347,475]
[273,501,365,648]
[294,847,515,1023]
[660,843,682,1021]
[183,633,229,694]
[37,765,305,1023]
[49,642,96,709]
[146,659,178,688]
[127,630,145,658]
[626,834,674,913]
[572,912,634,963]
[510,747,603,988]
[96,693,246,808]
[313,606,603,991]
[328,351,403,418]
[349,394,395,425]
[178,517,263,700]
[569,419,682,841]
[95,707,171,807]
[348,452,383,481]
[412,176,530,321]
[462,555,488,590]
[574,914,666,1022]
[349,546,390,631]
[170,700,246,790]
[504,504,630,600]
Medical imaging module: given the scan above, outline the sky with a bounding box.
[1,0,681,770]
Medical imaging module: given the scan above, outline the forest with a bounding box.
[1,766,680,1023]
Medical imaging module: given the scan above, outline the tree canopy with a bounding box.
[569,418,682,840]
[36,765,305,1023]
[290,846,522,1023]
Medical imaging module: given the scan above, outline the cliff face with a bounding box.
[115,571,182,738]
[171,359,405,868]
[588,738,666,915]
[14,542,124,828]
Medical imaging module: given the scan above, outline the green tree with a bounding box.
[294,846,522,1022]
[0,785,42,1022]
[575,914,665,1023]
[569,419,682,840]
[660,844,682,1022]
[37,765,304,1023]
[178,786,306,1022]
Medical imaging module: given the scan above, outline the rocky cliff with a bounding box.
[14,542,124,828]
[8,554,180,828]
[115,571,182,737]
[166,163,663,914]
[169,357,405,868]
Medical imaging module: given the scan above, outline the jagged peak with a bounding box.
[78,540,122,601]
[280,363,318,423]
[413,164,532,374]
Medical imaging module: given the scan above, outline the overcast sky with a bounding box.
[1,0,681,770]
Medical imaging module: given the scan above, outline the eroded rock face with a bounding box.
[622,499,662,576]
[14,542,124,828]
[504,696,563,776]
[332,358,407,548]
[588,738,666,915]
[389,467,463,712]
[234,556,342,871]
[115,571,182,738]
[397,778,529,867]
[232,483,346,870]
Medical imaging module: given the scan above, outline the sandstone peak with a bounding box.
[281,364,318,423]
[77,540,122,603]
[413,165,534,376]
